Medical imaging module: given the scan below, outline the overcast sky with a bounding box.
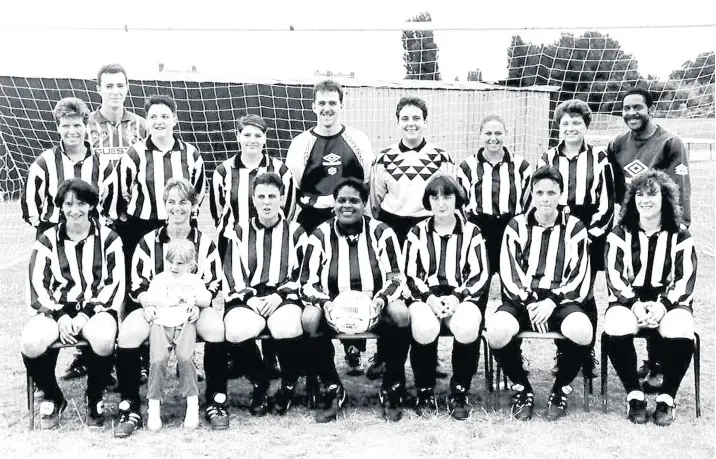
[1,0,713,82]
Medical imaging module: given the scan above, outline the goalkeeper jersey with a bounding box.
[285,125,373,212]
[22,141,118,227]
[371,139,457,218]
[222,216,307,306]
[119,136,205,221]
[87,109,146,168]
[500,207,591,307]
[537,142,614,240]
[130,225,221,303]
[301,216,403,308]
[605,224,696,313]
[210,153,296,238]
[458,147,532,218]
[28,220,125,318]
[404,216,489,302]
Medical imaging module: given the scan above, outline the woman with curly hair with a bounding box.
[603,170,697,426]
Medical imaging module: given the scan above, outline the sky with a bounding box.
[0,0,713,82]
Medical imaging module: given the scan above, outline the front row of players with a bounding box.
[21,165,696,432]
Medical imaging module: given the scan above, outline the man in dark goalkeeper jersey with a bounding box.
[285,79,374,375]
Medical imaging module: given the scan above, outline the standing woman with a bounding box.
[404,175,490,420]
[603,170,696,426]
[537,99,614,373]
[117,94,205,290]
[22,178,124,429]
[113,178,224,438]
[220,172,307,419]
[458,113,532,309]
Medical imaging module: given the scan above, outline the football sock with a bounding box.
[410,338,438,389]
[660,337,694,398]
[603,334,640,393]
[451,338,479,392]
[492,339,532,393]
[116,347,142,410]
[204,341,228,403]
[553,340,589,391]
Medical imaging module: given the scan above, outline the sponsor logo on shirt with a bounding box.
[323,153,341,176]
[95,146,131,160]
[675,164,689,176]
[624,159,648,180]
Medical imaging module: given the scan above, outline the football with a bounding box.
[326,290,379,334]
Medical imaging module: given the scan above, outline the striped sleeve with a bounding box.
[222,228,257,306]
[604,227,638,308]
[27,234,63,313]
[278,162,297,222]
[188,143,206,207]
[373,224,404,305]
[519,158,533,210]
[22,158,48,227]
[587,151,614,239]
[404,225,431,301]
[301,231,331,308]
[86,229,125,314]
[662,229,697,311]
[118,147,138,217]
[99,158,120,221]
[369,154,389,216]
[130,232,155,302]
[210,165,227,228]
[276,222,307,301]
[454,226,490,302]
[552,219,591,304]
[196,233,221,298]
[500,218,533,304]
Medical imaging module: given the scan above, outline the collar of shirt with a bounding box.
[476,147,513,164]
[555,140,589,157]
[156,224,199,244]
[251,214,285,231]
[58,141,94,162]
[57,218,100,242]
[398,138,427,153]
[427,213,464,236]
[526,205,570,227]
[91,109,138,125]
[310,125,346,140]
[333,215,368,241]
[145,135,183,155]
[234,153,271,170]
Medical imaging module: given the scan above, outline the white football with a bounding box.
[326,291,378,334]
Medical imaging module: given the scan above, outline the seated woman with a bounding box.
[486,166,593,422]
[22,178,124,429]
[404,175,489,420]
[301,178,410,423]
[113,178,224,438]
[603,170,697,426]
[220,172,306,417]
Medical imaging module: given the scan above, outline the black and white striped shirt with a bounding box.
[210,153,296,238]
[537,142,614,239]
[131,225,221,302]
[28,221,125,318]
[501,207,591,306]
[605,224,697,312]
[458,148,532,218]
[223,216,307,305]
[404,216,489,302]
[301,216,403,308]
[119,136,205,220]
[22,142,118,227]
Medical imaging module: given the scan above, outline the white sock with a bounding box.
[626,390,645,402]
[655,393,675,406]
[184,395,199,429]
[147,399,162,431]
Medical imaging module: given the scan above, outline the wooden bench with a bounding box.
[490,331,594,412]
[599,330,701,417]
[26,331,491,429]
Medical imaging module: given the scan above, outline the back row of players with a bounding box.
[21,64,696,433]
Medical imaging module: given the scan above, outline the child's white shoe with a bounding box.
[184,395,199,430]
[147,399,162,432]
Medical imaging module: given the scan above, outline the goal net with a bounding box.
[1,26,713,274]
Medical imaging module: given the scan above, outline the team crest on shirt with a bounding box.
[675,164,689,176]
[323,153,341,175]
[624,159,648,179]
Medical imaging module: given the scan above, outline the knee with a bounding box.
[88,337,116,357]
[301,306,323,337]
[197,310,225,343]
[225,326,255,344]
[603,306,638,337]
[269,320,303,340]
[561,312,593,346]
[486,312,518,349]
[450,303,482,344]
[411,317,440,345]
[659,309,695,339]
[386,300,410,328]
[21,339,50,359]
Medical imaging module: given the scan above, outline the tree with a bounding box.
[670,51,715,85]
[402,12,441,80]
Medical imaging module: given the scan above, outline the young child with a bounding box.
[143,239,212,431]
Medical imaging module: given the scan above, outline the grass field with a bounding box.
[0,250,713,459]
